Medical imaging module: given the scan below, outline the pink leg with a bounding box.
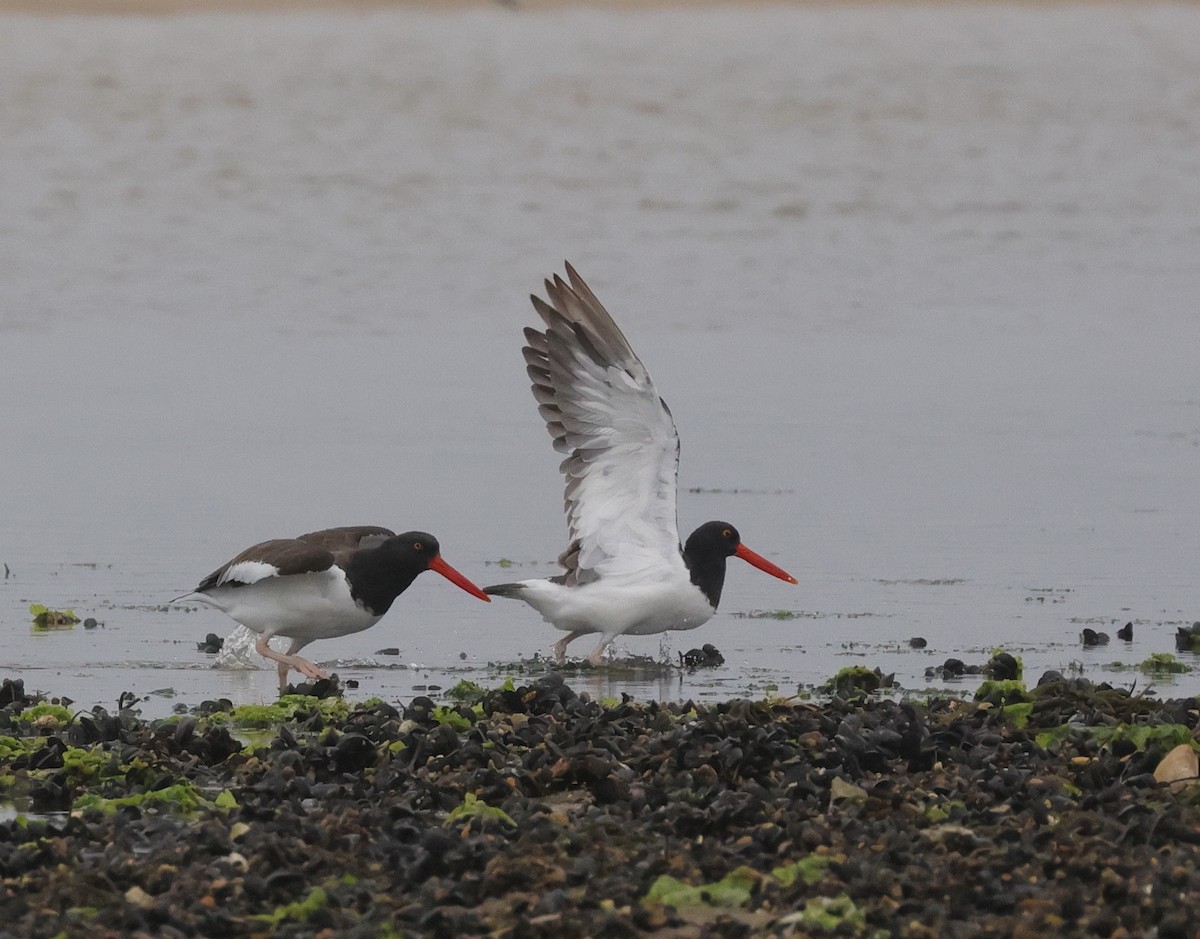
[553,631,587,663]
[586,634,616,665]
[255,636,328,689]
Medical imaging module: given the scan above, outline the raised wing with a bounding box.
[524,263,683,584]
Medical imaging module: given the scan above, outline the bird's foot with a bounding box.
[553,630,591,664]
[295,659,330,680]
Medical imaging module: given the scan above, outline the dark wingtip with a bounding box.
[483,583,524,598]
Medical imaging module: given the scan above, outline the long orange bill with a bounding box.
[735,543,799,584]
[429,555,492,601]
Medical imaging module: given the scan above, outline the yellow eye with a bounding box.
[722,528,733,539]
[413,541,424,551]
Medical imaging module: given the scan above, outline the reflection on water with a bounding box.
[2,4,1200,716]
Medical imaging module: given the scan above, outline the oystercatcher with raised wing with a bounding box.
[485,264,797,663]
[182,527,489,687]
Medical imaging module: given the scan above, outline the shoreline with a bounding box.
[3,672,1200,937]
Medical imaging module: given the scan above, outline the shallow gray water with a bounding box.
[2,3,1199,717]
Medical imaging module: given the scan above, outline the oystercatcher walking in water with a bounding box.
[182,527,489,687]
[484,264,797,663]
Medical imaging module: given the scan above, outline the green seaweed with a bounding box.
[643,867,759,908]
[1000,702,1034,727]
[1139,653,1191,675]
[74,782,208,815]
[1035,721,1197,754]
[431,706,474,731]
[772,854,830,887]
[974,680,1030,708]
[253,887,329,925]
[820,666,892,698]
[785,894,871,932]
[207,694,352,728]
[0,736,35,760]
[444,793,516,829]
[445,680,487,705]
[61,747,118,782]
[29,603,80,629]
[23,704,74,730]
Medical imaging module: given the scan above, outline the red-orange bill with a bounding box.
[429,555,491,601]
[735,543,799,584]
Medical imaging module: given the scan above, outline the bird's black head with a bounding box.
[685,521,743,559]
[391,531,442,569]
[347,530,488,612]
[683,520,798,610]
[388,530,490,603]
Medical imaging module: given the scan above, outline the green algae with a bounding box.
[61,746,119,782]
[0,735,35,760]
[444,793,516,829]
[29,604,80,629]
[431,706,471,730]
[975,679,1034,725]
[445,679,487,705]
[1000,702,1034,727]
[819,666,893,698]
[974,679,1030,706]
[1139,653,1191,675]
[772,854,830,887]
[74,782,208,815]
[643,866,759,908]
[1035,721,1197,754]
[23,704,74,729]
[253,886,329,925]
[206,694,353,729]
[786,894,873,933]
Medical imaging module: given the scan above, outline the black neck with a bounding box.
[683,541,727,609]
[344,542,423,616]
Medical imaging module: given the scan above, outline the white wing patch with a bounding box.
[219,560,281,587]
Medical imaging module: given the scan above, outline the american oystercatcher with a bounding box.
[182,527,489,687]
[484,264,798,663]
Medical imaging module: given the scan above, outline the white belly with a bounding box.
[516,577,716,636]
[194,569,382,641]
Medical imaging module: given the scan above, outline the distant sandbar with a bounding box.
[0,0,1151,16]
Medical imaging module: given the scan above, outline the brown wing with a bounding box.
[196,538,337,591]
[297,526,396,567]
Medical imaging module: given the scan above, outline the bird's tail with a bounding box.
[482,583,526,599]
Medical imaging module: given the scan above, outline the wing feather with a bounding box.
[296,526,396,567]
[197,539,334,591]
[524,264,683,584]
[196,527,396,592]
